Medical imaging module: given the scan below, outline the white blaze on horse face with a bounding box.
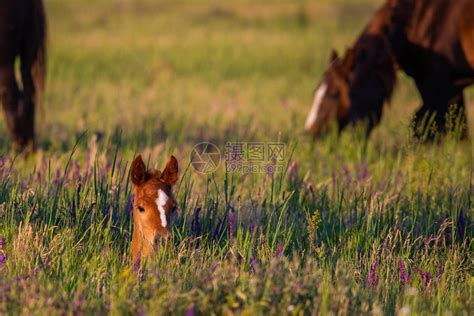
[156,189,169,228]
[305,82,328,132]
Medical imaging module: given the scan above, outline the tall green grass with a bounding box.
[0,0,472,314]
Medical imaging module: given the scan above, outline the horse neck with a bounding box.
[352,1,401,101]
[362,0,413,58]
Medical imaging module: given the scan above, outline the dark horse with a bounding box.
[0,0,46,151]
[305,0,474,139]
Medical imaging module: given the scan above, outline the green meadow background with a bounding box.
[0,0,472,315]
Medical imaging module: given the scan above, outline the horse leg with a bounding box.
[17,0,47,152]
[19,47,37,150]
[0,65,26,149]
[412,77,462,140]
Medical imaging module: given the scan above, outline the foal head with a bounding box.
[130,155,179,262]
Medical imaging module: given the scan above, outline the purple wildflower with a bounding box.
[72,294,85,314]
[40,153,47,171]
[74,160,82,182]
[34,254,51,274]
[250,222,255,234]
[421,271,431,288]
[64,161,73,182]
[42,254,51,271]
[288,161,299,182]
[132,258,147,283]
[35,170,42,182]
[343,166,352,186]
[0,236,5,250]
[105,156,111,176]
[138,306,147,316]
[366,259,379,288]
[138,271,146,283]
[128,195,135,215]
[192,207,202,237]
[275,242,283,258]
[53,168,62,186]
[133,257,141,272]
[34,154,47,184]
[250,256,257,273]
[0,253,7,267]
[295,282,304,291]
[357,162,369,181]
[381,236,389,255]
[398,258,409,285]
[273,287,281,295]
[186,305,196,316]
[85,143,93,178]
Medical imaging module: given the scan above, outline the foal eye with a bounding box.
[138,206,145,212]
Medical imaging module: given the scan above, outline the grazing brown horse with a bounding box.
[305,0,474,139]
[130,155,179,263]
[0,0,46,150]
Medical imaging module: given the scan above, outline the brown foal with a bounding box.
[130,155,179,263]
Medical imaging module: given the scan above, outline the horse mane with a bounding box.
[353,34,398,103]
[349,0,407,104]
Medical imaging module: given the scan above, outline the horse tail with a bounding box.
[25,0,47,108]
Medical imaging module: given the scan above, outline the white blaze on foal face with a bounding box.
[156,189,169,228]
[304,82,328,132]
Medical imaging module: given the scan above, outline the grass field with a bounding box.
[0,0,473,314]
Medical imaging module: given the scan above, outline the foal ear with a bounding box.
[160,155,179,186]
[131,155,147,186]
